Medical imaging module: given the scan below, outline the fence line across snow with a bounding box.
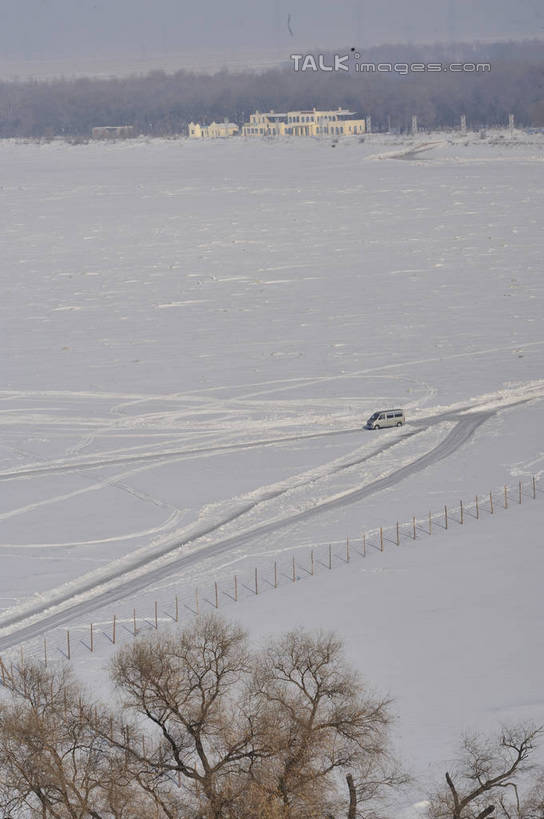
[0,475,541,670]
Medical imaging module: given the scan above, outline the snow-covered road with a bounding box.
[0,403,515,649]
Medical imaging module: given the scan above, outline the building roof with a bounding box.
[337,112,364,121]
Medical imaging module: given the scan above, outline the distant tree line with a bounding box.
[0,39,543,139]
[0,614,543,817]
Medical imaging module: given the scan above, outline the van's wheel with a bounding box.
[396,422,402,427]
[374,424,380,430]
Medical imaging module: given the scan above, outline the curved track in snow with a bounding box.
[0,411,490,651]
[0,426,364,481]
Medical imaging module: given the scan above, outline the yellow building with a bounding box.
[189,108,365,140]
[188,121,239,139]
[241,108,366,137]
[241,110,288,137]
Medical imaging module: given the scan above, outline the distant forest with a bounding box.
[1,39,544,138]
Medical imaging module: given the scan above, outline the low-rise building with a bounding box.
[188,121,239,139]
[241,108,366,137]
[188,108,365,139]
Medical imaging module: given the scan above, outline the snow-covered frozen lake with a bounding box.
[0,131,543,809]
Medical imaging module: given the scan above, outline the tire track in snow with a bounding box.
[0,426,365,481]
[0,412,489,650]
[0,429,420,630]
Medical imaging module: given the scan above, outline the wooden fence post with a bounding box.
[504,485,508,509]
[362,533,366,557]
[66,630,71,660]
[444,505,448,529]
[195,588,200,614]
[90,623,94,653]
[154,601,158,629]
[519,480,522,504]
[428,511,432,535]
[533,476,536,499]
[112,615,117,644]
[412,516,416,539]
[328,544,332,570]
[460,500,464,524]
[475,495,479,519]
[273,563,277,590]
[380,527,384,551]
[254,568,258,596]
[490,491,494,514]
[292,556,296,582]
[396,522,400,546]
[310,550,314,576]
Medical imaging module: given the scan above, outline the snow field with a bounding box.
[0,130,543,812]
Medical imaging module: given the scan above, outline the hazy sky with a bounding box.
[0,0,542,66]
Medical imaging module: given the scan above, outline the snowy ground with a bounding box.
[202,492,544,816]
[0,129,543,812]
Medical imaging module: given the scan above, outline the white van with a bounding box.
[366,409,405,429]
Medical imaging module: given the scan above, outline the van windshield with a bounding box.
[368,412,379,421]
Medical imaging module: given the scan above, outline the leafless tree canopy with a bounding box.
[0,662,161,817]
[249,628,403,817]
[427,724,544,819]
[0,615,404,818]
[1,617,542,818]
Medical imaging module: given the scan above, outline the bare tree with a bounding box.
[519,774,544,818]
[249,628,401,817]
[110,614,270,818]
[0,617,406,818]
[427,724,544,819]
[0,661,160,818]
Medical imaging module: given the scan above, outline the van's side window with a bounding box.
[394,412,402,417]
[387,414,394,419]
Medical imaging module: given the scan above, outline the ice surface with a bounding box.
[0,130,543,810]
